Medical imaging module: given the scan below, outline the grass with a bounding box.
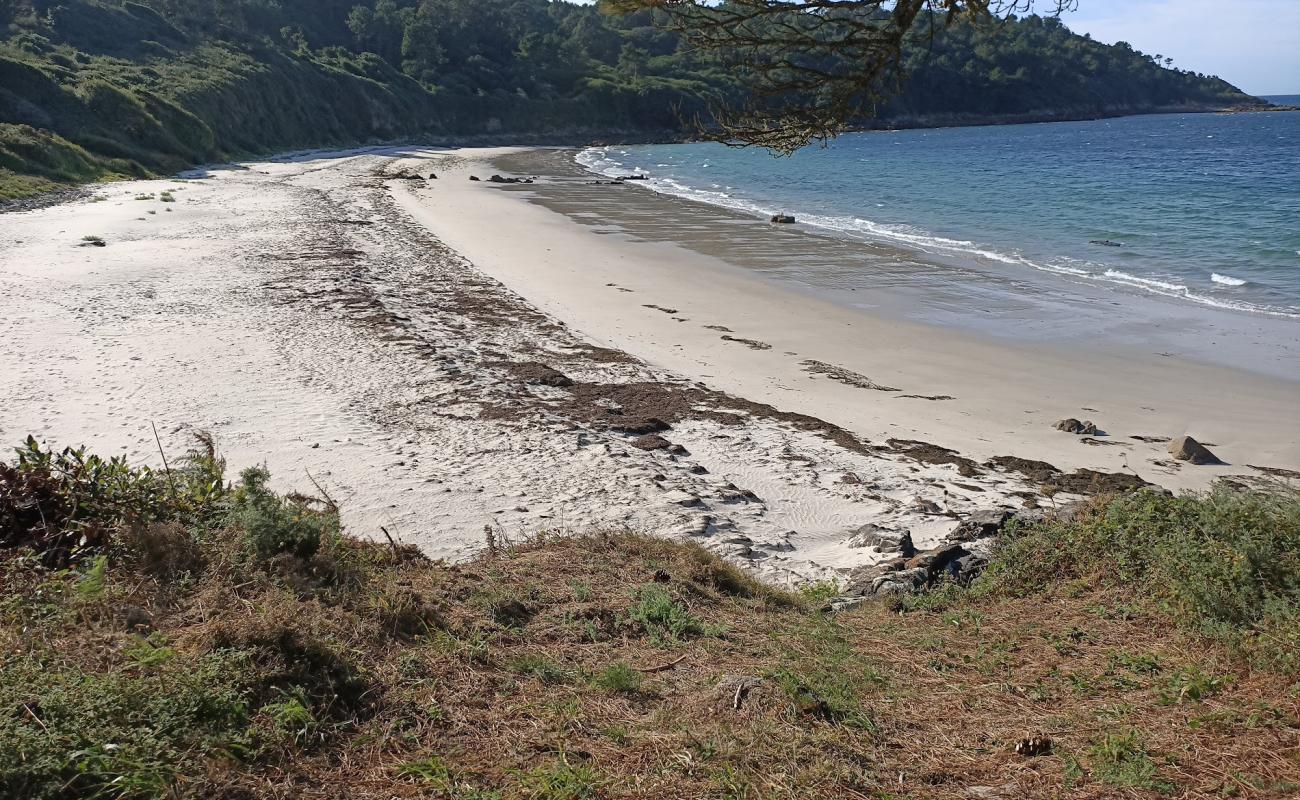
[593,663,642,693]
[2,438,1299,798]
[1083,730,1175,793]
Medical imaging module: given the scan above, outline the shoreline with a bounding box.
[561,145,1300,381]
[4,102,1293,209]
[1,144,1297,586]
[395,147,1300,484]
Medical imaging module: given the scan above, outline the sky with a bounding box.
[1058,0,1300,95]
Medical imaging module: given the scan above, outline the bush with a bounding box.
[228,466,337,561]
[979,486,1300,671]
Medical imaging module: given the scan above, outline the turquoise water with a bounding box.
[579,106,1300,319]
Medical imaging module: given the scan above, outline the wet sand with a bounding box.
[396,147,1300,490]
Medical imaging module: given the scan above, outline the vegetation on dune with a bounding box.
[2,436,1298,798]
[0,0,1267,198]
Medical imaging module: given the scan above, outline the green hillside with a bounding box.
[0,0,1266,200]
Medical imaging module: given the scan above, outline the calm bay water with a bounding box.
[579,105,1300,319]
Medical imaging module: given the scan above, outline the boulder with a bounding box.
[770,214,796,224]
[469,175,481,181]
[1168,435,1223,465]
[950,553,989,585]
[869,567,929,595]
[907,543,969,576]
[949,509,1014,542]
[1055,418,1098,435]
[847,524,916,557]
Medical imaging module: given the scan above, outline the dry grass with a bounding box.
[4,519,1298,799]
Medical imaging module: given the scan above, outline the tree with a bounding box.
[600,0,1076,152]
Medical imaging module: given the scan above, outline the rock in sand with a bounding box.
[1054,418,1098,435]
[1168,435,1223,465]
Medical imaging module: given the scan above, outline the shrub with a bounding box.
[979,486,1300,671]
[1,437,165,565]
[228,466,337,561]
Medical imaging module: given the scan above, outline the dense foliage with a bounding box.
[0,0,1264,198]
[980,486,1300,674]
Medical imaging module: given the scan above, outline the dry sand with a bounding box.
[1,145,1296,585]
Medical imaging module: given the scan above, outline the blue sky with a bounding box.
[1059,0,1300,95]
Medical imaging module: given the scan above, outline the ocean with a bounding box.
[579,103,1300,320]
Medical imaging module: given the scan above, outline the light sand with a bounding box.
[393,149,1300,491]
[1,145,1296,586]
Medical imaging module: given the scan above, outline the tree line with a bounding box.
[0,0,1263,197]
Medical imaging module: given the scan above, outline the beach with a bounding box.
[2,145,1297,584]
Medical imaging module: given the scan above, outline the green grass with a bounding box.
[1084,730,1175,793]
[516,758,603,800]
[628,583,719,643]
[508,654,571,685]
[593,663,642,693]
[0,652,253,800]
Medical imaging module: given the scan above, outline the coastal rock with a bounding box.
[1054,418,1098,435]
[907,543,968,572]
[468,175,480,181]
[428,173,438,180]
[1168,435,1223,465]
[847,524,915,557]
[949,509,1015,542]
[869,568,930,596]
[770,214,796,224]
